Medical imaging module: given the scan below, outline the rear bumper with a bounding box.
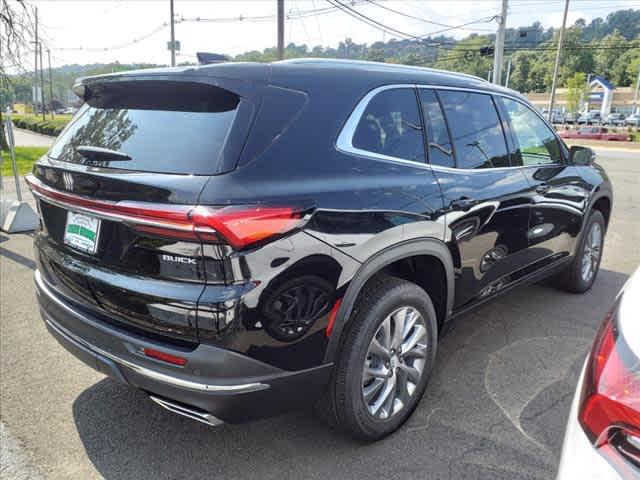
[35,269,332,424]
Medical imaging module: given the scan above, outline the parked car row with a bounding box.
[559,126,632,141]
[541,109,640,127]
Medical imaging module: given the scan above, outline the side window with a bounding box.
[352,88,425,163]
[438,91,510,169]
[498,97,562,166]
[419,89,454,168]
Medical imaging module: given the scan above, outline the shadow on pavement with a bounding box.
[72,269,629,480]
[0,245,36,270]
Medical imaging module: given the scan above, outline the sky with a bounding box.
[22,0,640,68]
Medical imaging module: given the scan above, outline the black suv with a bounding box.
[28,59,612,440]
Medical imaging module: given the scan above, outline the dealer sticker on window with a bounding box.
[64,211,101,254]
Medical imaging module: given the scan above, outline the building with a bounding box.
[526,83,637,115]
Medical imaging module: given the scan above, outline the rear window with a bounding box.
[48,81,240,175]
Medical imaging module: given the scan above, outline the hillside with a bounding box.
[2,8,639,107]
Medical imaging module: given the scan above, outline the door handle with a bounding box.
[536,184,551,194]
[450,196,475,211]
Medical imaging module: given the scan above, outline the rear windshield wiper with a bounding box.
[75,145,132,162]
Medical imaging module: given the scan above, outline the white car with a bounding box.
[625,113,640,127]
[557,268,640,479]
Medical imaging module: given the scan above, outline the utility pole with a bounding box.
[492,0,508,85]
[505,57,512,88]
[633,66,640,115]
[548,0,570,122]
[47,48,54,119]
[277,0,284,60]
[169,0,176,67]
[39,43,45,121]
[33,6,38,115]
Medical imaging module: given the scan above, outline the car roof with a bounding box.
[78,58,527,101]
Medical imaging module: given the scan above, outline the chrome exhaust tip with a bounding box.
[149,395,224,427]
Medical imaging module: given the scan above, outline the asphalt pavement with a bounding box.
[1,148,638,480]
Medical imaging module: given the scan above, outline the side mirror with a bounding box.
[570,145,595,166]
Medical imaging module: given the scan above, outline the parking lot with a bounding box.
[1,147,638,480]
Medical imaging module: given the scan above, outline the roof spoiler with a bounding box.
[196,52,229,65]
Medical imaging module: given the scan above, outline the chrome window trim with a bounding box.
[336,83,566,173]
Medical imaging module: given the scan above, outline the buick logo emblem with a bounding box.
[62,171,74,191]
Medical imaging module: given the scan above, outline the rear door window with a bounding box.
[48,81,241,175]
[351,88,425,163]
[438,91,510,169]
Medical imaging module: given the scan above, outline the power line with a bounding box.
[361,0,495,32]
[326,0,498,50]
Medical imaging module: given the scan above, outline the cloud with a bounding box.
[546,10,590,28]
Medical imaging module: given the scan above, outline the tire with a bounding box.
[553,210,605,293]
[318,275,438,441]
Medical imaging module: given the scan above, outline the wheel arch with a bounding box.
[324,238,454,363]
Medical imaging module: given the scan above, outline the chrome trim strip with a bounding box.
[26,174,211,234]
[335,83,566,173]
[35,270,268,394]
[149,395,224,427]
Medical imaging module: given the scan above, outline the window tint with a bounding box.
[420,90,454,168]
[49,82,240,175]
[498,97,562,166]
[438,91,509,169]
[352,88,425,163]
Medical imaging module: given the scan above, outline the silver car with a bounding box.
[625,113,640,127]
[557,268,640,479]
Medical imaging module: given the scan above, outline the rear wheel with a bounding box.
[554,210,605,293]
[320,276,438,441]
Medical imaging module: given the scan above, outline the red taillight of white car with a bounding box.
[579,304,640,472]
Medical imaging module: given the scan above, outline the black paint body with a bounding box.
[31,60,612,422]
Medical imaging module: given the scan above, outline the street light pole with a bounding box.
[33,6,38,114]
[39,43,45,121]
[633,66,640,115]
[548,0,570,123]
[492,0,508,85]
[47,48,54,119]
[277,0,285,60]
[169,0,176,67]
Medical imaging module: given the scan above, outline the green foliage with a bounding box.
[1,146,48,176]
[11,114,72,136]
[566,72,588,115]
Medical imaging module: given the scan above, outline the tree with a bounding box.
[566,72,588,115]
[593,30,627,80]
[1,0,34,150]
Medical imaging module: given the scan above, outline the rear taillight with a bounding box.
[579,304,640,471]
[26,174,308,249]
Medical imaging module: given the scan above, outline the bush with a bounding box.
[11,114,72,137]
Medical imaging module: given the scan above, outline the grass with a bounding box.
[1,146,49,176]
[11,114,72,136]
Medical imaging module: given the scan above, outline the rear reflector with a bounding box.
[26,174,308,249]
[325,298,342,337]
[143,348,187,366]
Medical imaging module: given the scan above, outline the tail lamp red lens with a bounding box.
[142,348,187,366]
[579,307,640,450]
[25,174,307,249]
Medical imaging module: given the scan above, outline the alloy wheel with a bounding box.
[581,222,602,283]
[361,306,428,420]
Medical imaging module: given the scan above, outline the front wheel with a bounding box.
[320,276,438,441]
[554,210,605,293]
